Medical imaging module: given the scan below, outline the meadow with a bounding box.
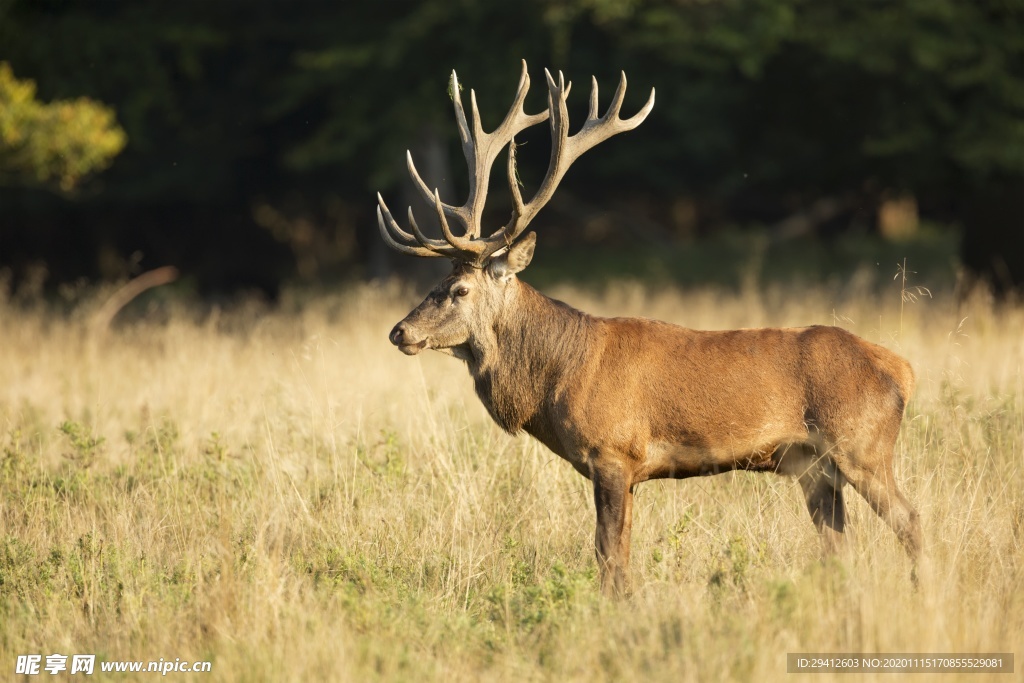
[0,264,1021,681]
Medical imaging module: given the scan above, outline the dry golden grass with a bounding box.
[0,276,1021,681]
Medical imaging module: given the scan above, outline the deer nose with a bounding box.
[389,323,407,346]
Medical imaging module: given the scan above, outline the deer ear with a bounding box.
[488,232,536,281]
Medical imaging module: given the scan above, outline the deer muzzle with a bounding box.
[389,322,427,355]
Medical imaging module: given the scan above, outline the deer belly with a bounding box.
[638,429,806,481]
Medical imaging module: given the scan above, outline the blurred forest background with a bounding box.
[1,0,1022,299]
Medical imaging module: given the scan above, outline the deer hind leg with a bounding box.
[840,455,921,567]
[796,452,847,556]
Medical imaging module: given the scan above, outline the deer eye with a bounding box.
[453,286,470,298]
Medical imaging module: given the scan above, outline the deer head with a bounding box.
[378,60,655,357]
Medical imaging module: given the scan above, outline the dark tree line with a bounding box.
[1,0,1022,295]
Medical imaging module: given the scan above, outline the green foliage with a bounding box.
[607,0,1024,193]
[57,419,105,466]
[0,62,126,191]
[354,429,406,480]
[485,562,596,631]
[1,428,26,478]
[708,536,755,593]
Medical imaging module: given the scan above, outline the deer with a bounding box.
[376,61,921,595]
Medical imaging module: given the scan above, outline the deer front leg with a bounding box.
[591,461,634,597]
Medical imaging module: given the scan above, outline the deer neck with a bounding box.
[466,280,592,435]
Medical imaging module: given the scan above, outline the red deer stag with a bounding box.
[377,61,921,595]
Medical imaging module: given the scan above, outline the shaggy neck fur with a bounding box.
[466,280,595,434]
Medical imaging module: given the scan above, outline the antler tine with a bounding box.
[506,139,525,226]
[469,89,485,150]
[587,76,600,120]
[405,151,433,203]
[623,80,656,128]
[504,61,532,127]
[606,70,628,119]
[573,71,655,150]
[492,61,550,140]
[377,192,460,258]
[433,189,477,253]
[376,203,445,258]
[406,151,467,232]
[603,71,655,129]
[407,206,459,254]
[450,70,472,147]
[545,67,573,189]
[377,193,416,243]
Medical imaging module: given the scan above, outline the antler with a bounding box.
[377,60,655,265]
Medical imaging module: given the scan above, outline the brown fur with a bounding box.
[390,244,921,595]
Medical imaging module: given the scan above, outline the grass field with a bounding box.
[1,270,1021,681]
